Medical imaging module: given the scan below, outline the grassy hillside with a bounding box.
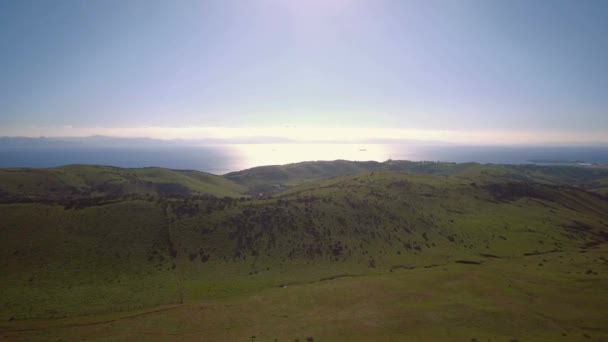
[1,163,607,340]
[3,161,606,200]
[226,159,608,195]
[224,160,387,194]
[4,248,607,341]
[0,200,181,318]
[2,172,607,312]
[0,164,246,201]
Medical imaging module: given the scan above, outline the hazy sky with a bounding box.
[1,0,607,144]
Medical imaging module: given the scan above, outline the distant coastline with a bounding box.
[527,158,591,165]
[2,137,608,174]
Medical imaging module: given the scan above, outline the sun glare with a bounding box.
[231,143,391,169]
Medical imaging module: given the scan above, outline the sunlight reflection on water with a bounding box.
[222,143,608,174]
[1,144,606,175]
[227,144,416,170]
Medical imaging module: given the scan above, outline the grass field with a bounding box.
[0,165,246,201]
[1,246,606,341]
[1,162,607,340]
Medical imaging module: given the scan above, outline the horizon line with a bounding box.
[1,125,608,146]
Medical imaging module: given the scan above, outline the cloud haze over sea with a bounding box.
[1,125,607,146]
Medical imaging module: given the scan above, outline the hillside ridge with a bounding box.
[1,166,607,320]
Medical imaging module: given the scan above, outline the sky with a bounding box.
[0,0,607,144]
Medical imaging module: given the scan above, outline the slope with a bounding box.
[0,164,246,201]
[1,170,607,320]
[225,159,608,195]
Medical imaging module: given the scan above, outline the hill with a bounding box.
[226,159,608,195]
[3,161,607,201]
[1,163,607,340]
[0,164,246,201]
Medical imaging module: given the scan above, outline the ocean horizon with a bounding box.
[1,143,606,174]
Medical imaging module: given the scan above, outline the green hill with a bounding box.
[225,159,608,195]
[224,160,387,194]
[1,162,607,340]
[3,161,606,201]
[0,164,246,201]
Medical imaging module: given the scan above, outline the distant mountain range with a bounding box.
[0,135,297,147]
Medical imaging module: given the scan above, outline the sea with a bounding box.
[0,144,607,175]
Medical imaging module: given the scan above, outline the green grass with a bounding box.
[2,171,607,316]
[225,159,608,195]
[0,165,246,200]
[2,247,607,341]
[0,162,607,340]
[0,201,181,318]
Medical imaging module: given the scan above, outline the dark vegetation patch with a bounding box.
[562,221,593,232]
[523,249,562,256]
[581,241,602,249]
[479,253,501,258]
[482,182,554,202]
[390,265,416,272]
[278,274,360,288]
[152,182,192,197]
[318,274,357,282]
[455,260,483,265]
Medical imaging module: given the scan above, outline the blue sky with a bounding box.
[0,0,607,144]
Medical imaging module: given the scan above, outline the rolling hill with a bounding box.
[225,159,608,195]
[1,162,607,340]
[0,164,246,201]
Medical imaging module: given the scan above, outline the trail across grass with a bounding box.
[2,246,607,341]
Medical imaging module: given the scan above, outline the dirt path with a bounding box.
[0,304,184,333]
